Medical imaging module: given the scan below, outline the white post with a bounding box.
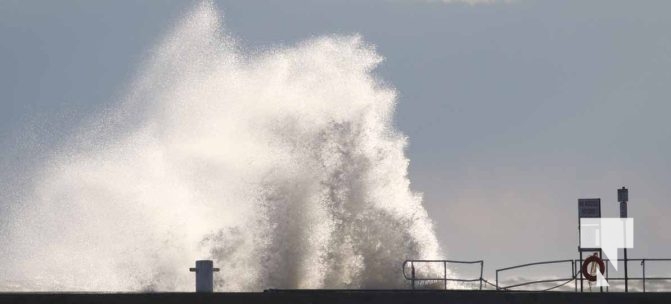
[189,260,220,292]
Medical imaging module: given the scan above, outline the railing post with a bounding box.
[624,254,629,292]
[641,259,646,293]
[579,252,583,292]
[480,261,484,290]
[605,260,609,293]
[444,261,447,290]
[572,260,577,292]
[411,261,415,290]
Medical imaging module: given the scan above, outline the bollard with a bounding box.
[189,260,220,292]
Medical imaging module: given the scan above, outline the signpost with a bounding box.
[577,188,631,293]
[578,198,602,292]
[619,187,629,292]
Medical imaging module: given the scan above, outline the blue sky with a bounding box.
[2,0,671,287]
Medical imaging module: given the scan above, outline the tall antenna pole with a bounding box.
[618,187,629,293]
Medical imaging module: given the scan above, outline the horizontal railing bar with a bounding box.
[497,260,574,272]
[574,258,671,262]
[593,277,671,281]
[410,278,483,282]
[403,259,484,264]
[625,258,671,261]
[402,259,484,281]
[500,278,574,290]
[407,277,482,281]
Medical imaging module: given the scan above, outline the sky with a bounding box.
[1,0,671,289]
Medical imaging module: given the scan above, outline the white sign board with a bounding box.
[578,198,601,218]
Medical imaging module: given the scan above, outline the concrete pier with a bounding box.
[1,290,671,304]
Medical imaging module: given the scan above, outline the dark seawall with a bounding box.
[2,290,671,304]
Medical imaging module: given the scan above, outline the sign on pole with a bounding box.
[578,198,601,218]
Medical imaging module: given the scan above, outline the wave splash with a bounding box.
[1,2,443,291]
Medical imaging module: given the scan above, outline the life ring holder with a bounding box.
[581,254,605,282]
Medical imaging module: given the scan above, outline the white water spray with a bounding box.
[0,2,444,291]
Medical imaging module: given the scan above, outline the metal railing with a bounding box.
[402,257,671,292]
[574,258,671,292]
[495,259,576,291]
[402,259,485,290]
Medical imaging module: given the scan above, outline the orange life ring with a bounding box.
[581,255,605,282]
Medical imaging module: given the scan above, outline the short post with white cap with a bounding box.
[189,260,220,293]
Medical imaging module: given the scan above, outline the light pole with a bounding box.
[618,187,629,292]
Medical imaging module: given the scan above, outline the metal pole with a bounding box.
[579,251,584,292]
[410,262,415,290]
[444,261,447,290]
[605,259,609,293]
[411,262,415,290]
[573,260,577,292]
[624,249,629,292]
[619,187,629,293]
[599,250,603,293]
[641,259,646,293]
[496,270,499,291]
[479,261,484,290]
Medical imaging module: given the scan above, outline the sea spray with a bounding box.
[1,2,444,291]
